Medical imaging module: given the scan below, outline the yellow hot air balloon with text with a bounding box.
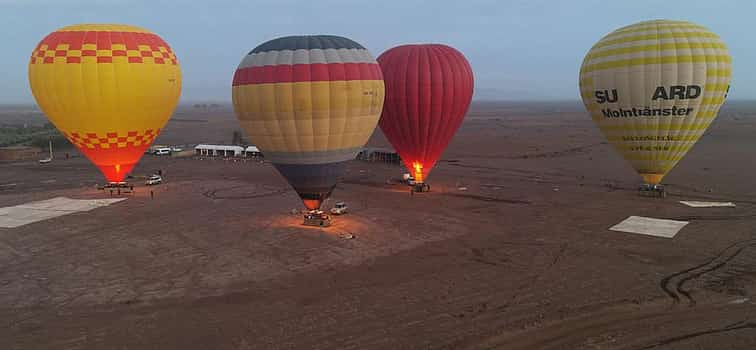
[28,24,181,182]
[579,19,731,189]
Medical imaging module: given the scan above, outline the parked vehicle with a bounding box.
[146,175,163,185]
[402,173,416,186]
[153,148,171,156]
[330,202,348,215]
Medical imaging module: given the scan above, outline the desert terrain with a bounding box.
[0,101,755,349]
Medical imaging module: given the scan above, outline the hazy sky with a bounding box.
[1,0,754,103]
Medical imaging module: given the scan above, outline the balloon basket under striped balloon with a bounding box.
[303,210,332,227]
[638,184,666,198]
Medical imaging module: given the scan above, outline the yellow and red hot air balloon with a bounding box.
[580,20,731,188]
[28,24,181,183]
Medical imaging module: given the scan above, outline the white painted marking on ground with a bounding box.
[0,197,126,228]
[679,201,736,208]
[609,216,689,239]
[728,298,749,304]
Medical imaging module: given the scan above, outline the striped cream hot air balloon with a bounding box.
[232,35,384,210]
[579,19,731,185]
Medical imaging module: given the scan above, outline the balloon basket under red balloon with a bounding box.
[638,184,666,198]
[411,183,431,194]
[302,210,332,227]
[97,182,135,196]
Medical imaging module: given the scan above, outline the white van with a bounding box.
[153,148,171,156]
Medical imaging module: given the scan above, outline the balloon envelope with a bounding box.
[579,20,731,184]
[377,44,474,184]
[28,24,182,182]
[232,35,385,210]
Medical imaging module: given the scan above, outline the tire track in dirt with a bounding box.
[202,185,288,200]
[461,301,756,350]
[442,192,531,205]
[504,142,606,160]
[636,321,756,349]
[669,214,756,222]
[660,239,756,305]
[450,142,607,160]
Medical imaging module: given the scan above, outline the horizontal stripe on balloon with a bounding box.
[236,119,379,154]
[61,127,160,182]
[232,62,381,85]
[623,154,690,162]
[57,24,151,33]
[584,49,730,66]
[707,69,732,77]
[592,39,727,55]
[704,83,730,92]
[608,22,707,37]
[34,30,172,51]
[31,54,176,65]
[637,168,677,175]
[232,79,384,153]
[31,30,178,65]
[263,148,364,165]
[599,131,713,140]
[584,42,728,60]
[584,101,726,114]
[629,159,679,165]
[63,129,160,149]
[601,131,710,140]
[587,108,721,118]
[626,152,694,162]
[239,48,376,68]
[590,113,719,123]
[700,97,726,105]
[617,140,699,148]
[582,55,731,72]
[232,80,384,117]
[580,69,733,81]
[249,35,365,55]
[596,122,714,132]
[606,134,705,142]
[593,31,720,49]
[602,27,714,43]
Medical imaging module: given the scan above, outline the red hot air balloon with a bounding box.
[378,44,474,190]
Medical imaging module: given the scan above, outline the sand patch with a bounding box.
[0,197,126,228]
[679,201,736,208]
[609,216,689,238]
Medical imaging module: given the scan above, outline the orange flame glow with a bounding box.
[302,199,322,210]
[412,161,424,183]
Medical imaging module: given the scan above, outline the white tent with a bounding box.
[194,144,245,157]
[244,146,263,157]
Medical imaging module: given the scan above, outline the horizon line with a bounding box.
[4,99,756,107]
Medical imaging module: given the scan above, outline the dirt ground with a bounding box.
[1,101,755,349]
